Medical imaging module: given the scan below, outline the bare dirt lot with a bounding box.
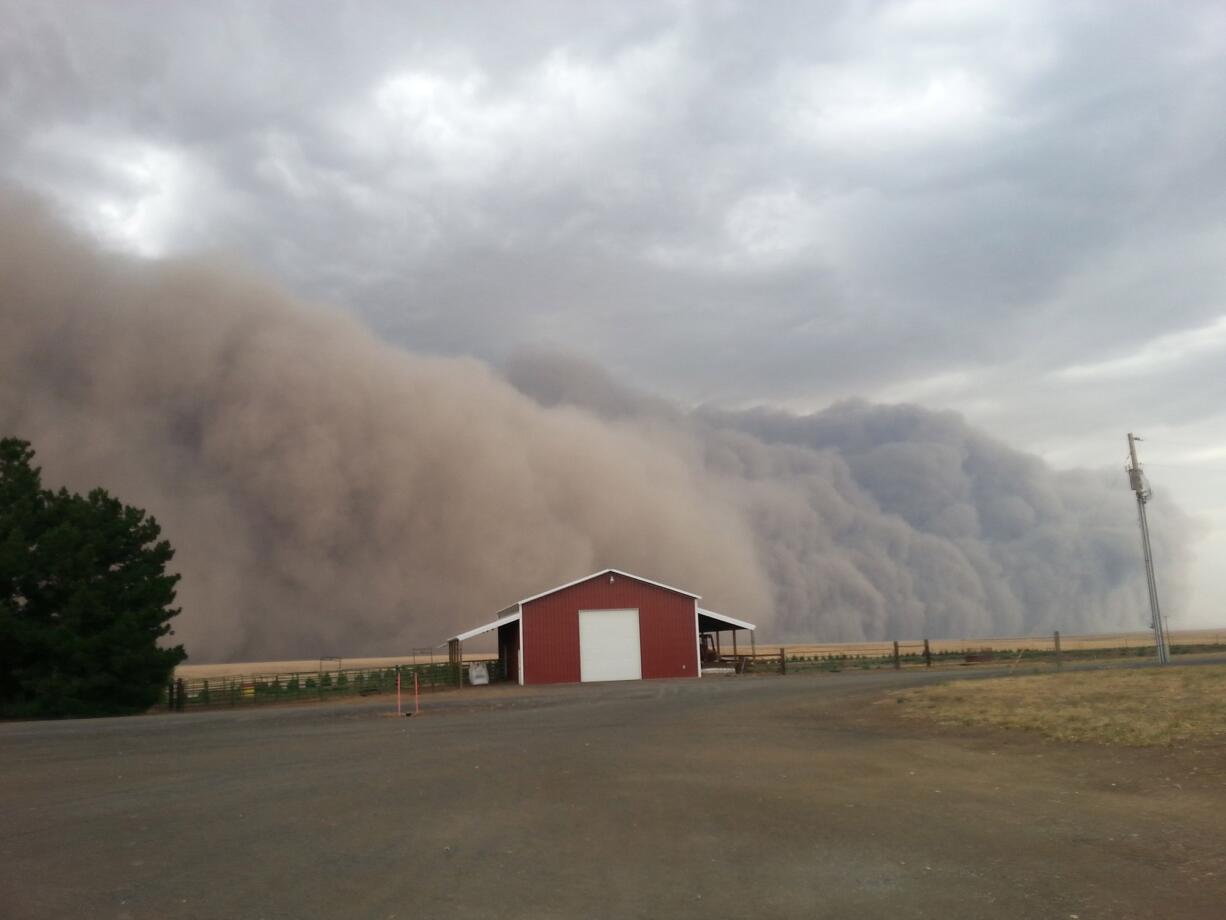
[2,666,1224,919]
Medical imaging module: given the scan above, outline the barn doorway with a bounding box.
[497,619,520,684]
[578,609,642,682]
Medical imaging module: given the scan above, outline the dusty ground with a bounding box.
[2,667,1224,919]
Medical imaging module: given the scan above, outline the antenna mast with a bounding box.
[1126,433,1169,665]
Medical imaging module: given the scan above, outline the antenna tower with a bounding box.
[1126,433,1169,665]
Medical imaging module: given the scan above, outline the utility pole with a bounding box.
[1126,433,1169,665]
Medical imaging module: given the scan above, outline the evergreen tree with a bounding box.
[0,438,186,717]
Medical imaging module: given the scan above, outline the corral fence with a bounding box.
[719,631,1226,676]
[163,658,504,711]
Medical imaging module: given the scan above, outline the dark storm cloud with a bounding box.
[2,1,1223,625]
[7,0,1216,392]
[7,0,1222,402]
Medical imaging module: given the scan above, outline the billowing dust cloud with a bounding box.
[1,190,1188,660]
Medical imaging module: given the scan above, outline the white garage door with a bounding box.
[578,609,642,682]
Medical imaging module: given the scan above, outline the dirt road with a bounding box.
[2,669,1222,919]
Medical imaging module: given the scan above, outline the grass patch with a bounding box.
[895,664,1226,746]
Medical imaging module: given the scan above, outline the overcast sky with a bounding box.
[3,0,1224,626]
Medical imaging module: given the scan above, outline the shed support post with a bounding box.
[448,638,462,688]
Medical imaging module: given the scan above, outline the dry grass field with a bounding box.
[895,663,1226,746]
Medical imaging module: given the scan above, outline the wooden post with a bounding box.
[923,638,932,668]
[1054,630,1063,671]
[893,640,901,670]
[779,647,787,675]
[750,631,756,658]
[732,630,738,657]
[448,638,462,688]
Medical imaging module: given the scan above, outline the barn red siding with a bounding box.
[521,573,697,685]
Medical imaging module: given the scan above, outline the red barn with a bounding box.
[446,569,755,686]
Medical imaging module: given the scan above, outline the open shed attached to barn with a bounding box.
[446,568,755,685]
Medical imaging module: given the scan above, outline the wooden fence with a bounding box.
[715,631,1226,676]
[164,630,1226,710]
[163,658,504,711]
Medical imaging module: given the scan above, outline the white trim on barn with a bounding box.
[447,608,521,643]
[696,607,756,632]
[515,568,701,607]
[518,602,526,686]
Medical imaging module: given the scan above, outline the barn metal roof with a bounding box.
[517,568,701,606]
[447,609,521,643]
[696,607,756,631]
